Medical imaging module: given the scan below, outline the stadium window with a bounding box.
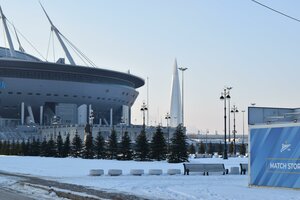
[106,89,109,93]
[54,94,58,96]
[36,93,41,95]
[88,96,91,99]
[17,92,22,95]
[64,94,69,97]
[27,92,33,95]
[8,91,13,94]
[73,95,77,98]
[46,93,51,96]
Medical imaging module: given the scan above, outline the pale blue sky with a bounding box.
[1,0,300,134]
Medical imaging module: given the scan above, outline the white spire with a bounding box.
[40,2,76,65]
[0,6,16,57]
[170,59,182,127]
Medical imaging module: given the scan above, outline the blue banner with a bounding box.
[250,126,300,189]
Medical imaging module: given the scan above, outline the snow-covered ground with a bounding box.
[0,175,64,199]
[0,156,299,200]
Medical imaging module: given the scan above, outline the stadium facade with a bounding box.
[0,5,144,129]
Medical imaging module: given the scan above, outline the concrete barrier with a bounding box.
[89,169,104,176]
[130,169,144,176]
[167,169,181,175]
[108,169,122,176]
[149,169,163,175]
[230,167,239,175]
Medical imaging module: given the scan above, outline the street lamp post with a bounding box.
[178,67,188,127]
[140,102,148,132]
[220,88,231,159]
[165,112,171,152]
[227,87,232,142]
[241,110,245,144]
[231,105,239,156]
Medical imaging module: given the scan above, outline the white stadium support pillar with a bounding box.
[27,106,35,124]
[110,108,113,127]
[103,118,109,126]
[21,102,24,125]
[78,104,87,125]
[40,106,43,125]
[122,105,129,126]
[89,104,94,125]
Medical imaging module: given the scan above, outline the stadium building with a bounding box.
[0,5,144,139]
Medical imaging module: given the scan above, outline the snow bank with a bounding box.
[0,156,299,200]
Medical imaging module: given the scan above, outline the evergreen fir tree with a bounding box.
[62,133,71,157]
[94,131,105,159]
[15,140,21,155]
[29,138,35,156]
[40,138,48,157]
[31,138,40,156]
[229,141,234,155]
[83,133,94,159]
[10,140,16,155]
[240,143,246,155]
[1,141,6,155]
[217,141,223,155]
[0,140,2,155]
[207,142,214,155]
[20,139,27,156]
[107,128,118,159]
[135,129,149,161]
[71,132,82,158]
[82,124,94,159]
[188,143,196,155]
[5,141,10,155]
[46,137,56,157]
[150,126,167,161]
[199,141,205,154]
[1,141,7,155]
[56,132,64,157]
[168,124,189,163]
[120,131,133,160]
[26,139,31,156]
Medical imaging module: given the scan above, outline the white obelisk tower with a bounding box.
[170,59,182,127]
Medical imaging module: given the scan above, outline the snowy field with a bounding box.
[0,156,299,200]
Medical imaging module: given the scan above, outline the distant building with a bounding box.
[170,59,182,127]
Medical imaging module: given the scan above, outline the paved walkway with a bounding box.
[0,188,35,200]
[0,171,148,200]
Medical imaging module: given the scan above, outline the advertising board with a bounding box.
[250,125,300,189]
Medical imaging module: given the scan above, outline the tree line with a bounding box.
[191,141,247,156]
[0,124,189,163]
